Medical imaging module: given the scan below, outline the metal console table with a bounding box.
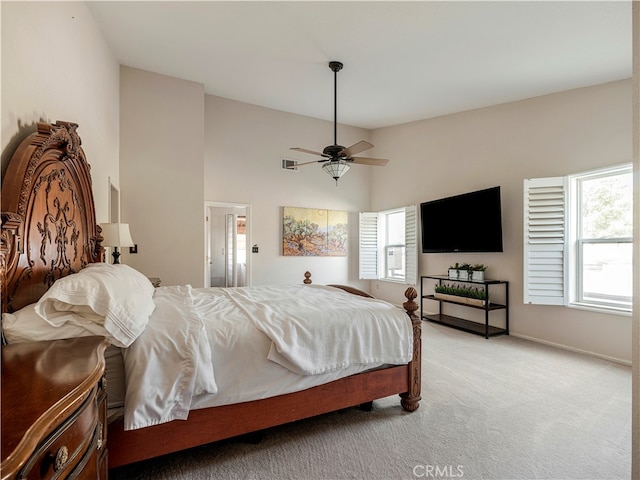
[420,275,509,339]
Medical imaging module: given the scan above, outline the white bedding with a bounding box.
[230,285,412,375]
[122,284,413,431]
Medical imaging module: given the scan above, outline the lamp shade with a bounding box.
[322,160,350,183]
[100,223,135,248]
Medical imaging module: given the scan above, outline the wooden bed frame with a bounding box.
[1,121,422,469]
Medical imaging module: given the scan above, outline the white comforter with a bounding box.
[122,284,413,430]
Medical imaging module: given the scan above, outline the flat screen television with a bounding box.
[420,186,503,253]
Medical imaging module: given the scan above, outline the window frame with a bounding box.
[359,205,417,286]
[380,207,406,282]
[568,164,633,312]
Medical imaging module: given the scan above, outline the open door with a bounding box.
[205,202,251,288]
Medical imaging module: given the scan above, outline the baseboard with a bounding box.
[509,332,631,366]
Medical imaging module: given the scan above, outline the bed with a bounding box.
[0,121,422,469]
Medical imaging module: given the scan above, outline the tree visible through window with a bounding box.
[574,166,632,310]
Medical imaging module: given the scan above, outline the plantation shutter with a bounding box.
[523,177,567,305]
[359,212,379,279]
[404,205,418,286]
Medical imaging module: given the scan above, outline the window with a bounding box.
[524,164,632,313]
[359,205,417,285]
[571,165,633,310]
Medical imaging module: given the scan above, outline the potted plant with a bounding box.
[457,263,471,280]
[471,264,488,282]
[448,263,460,279]
[434,283,487,307]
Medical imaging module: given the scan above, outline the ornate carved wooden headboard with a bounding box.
[1,121,103,313]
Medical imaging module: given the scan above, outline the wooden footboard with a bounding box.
[108,287,421,468]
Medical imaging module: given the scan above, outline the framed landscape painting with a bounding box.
[282,207,348,256]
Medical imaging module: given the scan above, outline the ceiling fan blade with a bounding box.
[341,140,374,158]
[292,159,327,167]
[290,147,329,157]
[350,157,389,167]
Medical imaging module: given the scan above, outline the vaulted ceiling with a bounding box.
[87,1,632,129]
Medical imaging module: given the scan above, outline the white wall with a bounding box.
[204,95,372,287]
[631,2,640,475]
[370,80,633,363]
[119,67,205,287]
[1,1,120,221]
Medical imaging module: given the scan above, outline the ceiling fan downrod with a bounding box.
[329,61,343,147]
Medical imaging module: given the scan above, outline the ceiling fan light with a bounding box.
[322,160,350,184]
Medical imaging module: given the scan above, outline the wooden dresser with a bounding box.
[1,336,110,479]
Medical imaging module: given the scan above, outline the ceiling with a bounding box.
[86,1,632,130]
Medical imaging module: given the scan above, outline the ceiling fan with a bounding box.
[289,61,389,184]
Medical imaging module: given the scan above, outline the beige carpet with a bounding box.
[110,322,631,480]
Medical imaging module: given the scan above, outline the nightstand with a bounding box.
[1,336,110,479]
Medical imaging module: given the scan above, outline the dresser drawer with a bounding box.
[20,387,99,479]
[2,337,110,480]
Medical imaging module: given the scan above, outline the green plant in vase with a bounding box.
[457,263,471,280]
[470,264,488,282]
[448,263,461,279]
[434,283,487,305]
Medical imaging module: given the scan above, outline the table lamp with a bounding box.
[100,223,135,264]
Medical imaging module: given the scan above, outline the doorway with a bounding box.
[205,202,251,288]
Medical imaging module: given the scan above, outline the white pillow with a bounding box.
[2,303,107,344]
[35,263,155,347]
[2,306,126,409]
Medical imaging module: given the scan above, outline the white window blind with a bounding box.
[523,177,567,305]
[404,204,418,286]
[359,212,379,280]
